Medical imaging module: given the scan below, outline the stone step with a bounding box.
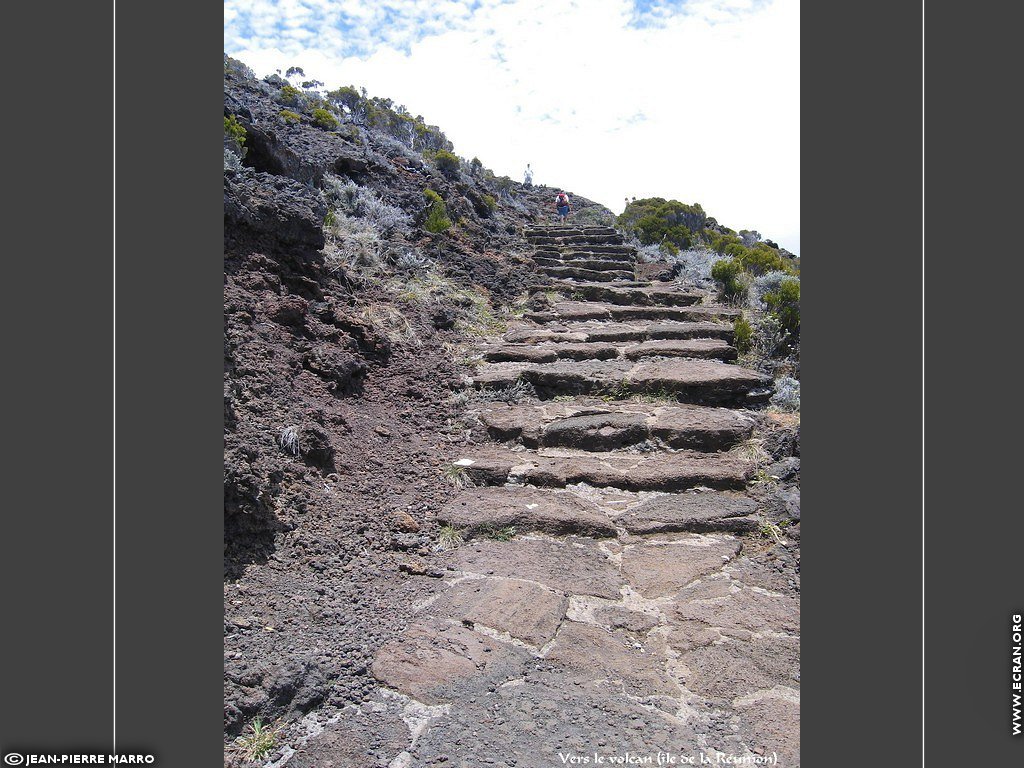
[438,486,617,538]
[452,445,753,492]
[503,320,735,345]
[477,400,754,452]
[534,281,655,295]
[624,339,738,361]
[544,279,654,289]
[525,301,740,324]
[534,256,636,271]
[538,266,636,282]
[482,338,737,364]
[471,359,770,406]
[528,234,626,246]
[541,283,704,307]
[525,227,619,238]
[614,491,761,534]
[534,244,636,257]
[483,342,622,363]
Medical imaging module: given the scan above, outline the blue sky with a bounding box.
[225,0,800,253]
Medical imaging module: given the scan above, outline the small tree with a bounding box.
[423,189,452,233]
[224,114,247,157]
[711,258,747,301]
[312,108,339,129]
[431,150,461,178]
[763,278,800,336]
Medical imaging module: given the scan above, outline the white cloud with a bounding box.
[225,0,800,252]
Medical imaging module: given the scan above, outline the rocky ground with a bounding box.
[224,60,799,768]
[224,61,618,741]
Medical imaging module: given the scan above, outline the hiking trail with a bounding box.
[290,225,800,767]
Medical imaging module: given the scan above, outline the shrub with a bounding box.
[223,114,246,151]
[394,250,432,272]
[470,157,483,175]
[320,212,383,274]
[312,108,339,129]
[278,84,304,108]
[711,258,747,301]
[443,464,472,490]
[770,376,800,412]
[435,524,464,551]
[483,194,498,213]
[223,148,242,173]
[232,717,284,763]
[634,244,663,264]
[618,198,705,250]
[740,313,792,372]
[752,271,792,306]
[763,277,800,336]
[666,247,726,284]
[423,189,452,233]
[734,316,753,354]
[738,244,789,276]
[431,149,461,176]
[321,175,411,235]
[278,109,301,124]
[278,426,300,456]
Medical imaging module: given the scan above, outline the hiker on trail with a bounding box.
[524,164,534,187]
[555,191,571,221]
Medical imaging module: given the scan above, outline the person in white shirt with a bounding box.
[524,164,534,187]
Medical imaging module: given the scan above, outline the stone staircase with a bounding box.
[366,224,801,766]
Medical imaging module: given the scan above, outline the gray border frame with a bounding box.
[923,1,1023,762]
[19,0,1009,764]
[800,1,924,764]
[1,0,231,760]
[0,2,117,753]
[109,2,227,762]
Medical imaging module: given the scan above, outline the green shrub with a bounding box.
[224,114,246,149]
[710,232,743,254]
[738,244,789,276]
[711,258,747,301]
[278,110,301,124]
[423,189,452,233]
[483,194,497,212]
[312,108,339,129]
[278,84,303,108]
[618,198,704,250]
[734,316,753,354]
[763,277,800,336]
[431,149,461,176]
[470,157,483,175]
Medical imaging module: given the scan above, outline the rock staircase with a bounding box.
[366,224,801,766]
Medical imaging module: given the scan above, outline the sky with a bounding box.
[225,0,800,253]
